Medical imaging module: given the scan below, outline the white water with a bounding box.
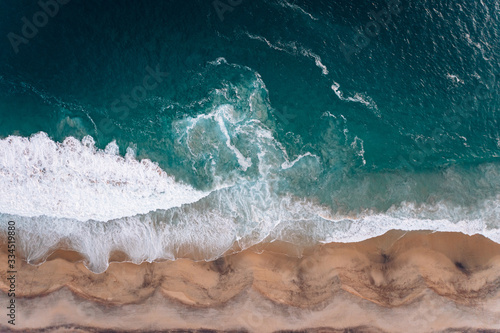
[4,190,500,273]
[1,129,499,273]
[1,61,499,273]
[0,132,209,222]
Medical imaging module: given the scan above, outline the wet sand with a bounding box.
[1,230,500,332]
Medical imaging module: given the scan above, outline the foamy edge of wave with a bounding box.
[0,132,209,222]
[3,195,500,273]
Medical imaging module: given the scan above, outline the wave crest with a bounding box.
[0,132,208,221]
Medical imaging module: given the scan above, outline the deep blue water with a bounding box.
[0,0,499,272]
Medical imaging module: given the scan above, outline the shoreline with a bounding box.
[7,228,500,271]
[1,230,500,332]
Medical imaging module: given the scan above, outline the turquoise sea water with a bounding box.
[0,0,498,272]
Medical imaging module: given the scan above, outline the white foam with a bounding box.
[277,0,319,21]
[208,57,228,66]
[8,189,500,273]
[300,48,329,75]
[322,199,500,243]
[245,33,287,52]
[446,73,464,84]
[244,32,329,75]
[0,133,209,222]
[216,106,253,171]
[281,152,318,169]
[177,104,254,173]
[351,136,366,165]
[331,81,380,116]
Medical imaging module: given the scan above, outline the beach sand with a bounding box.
[1,230,500,332]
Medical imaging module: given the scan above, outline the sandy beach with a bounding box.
[1,230,500,332]
[2,0,500,331]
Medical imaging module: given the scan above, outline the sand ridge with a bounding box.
[1,230,500,307]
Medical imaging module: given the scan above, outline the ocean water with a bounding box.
[0,0,498,272]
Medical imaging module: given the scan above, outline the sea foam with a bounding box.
[0,132,209,222]
[5,190,500,273]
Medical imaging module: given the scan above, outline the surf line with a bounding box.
[6,221,16,326]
